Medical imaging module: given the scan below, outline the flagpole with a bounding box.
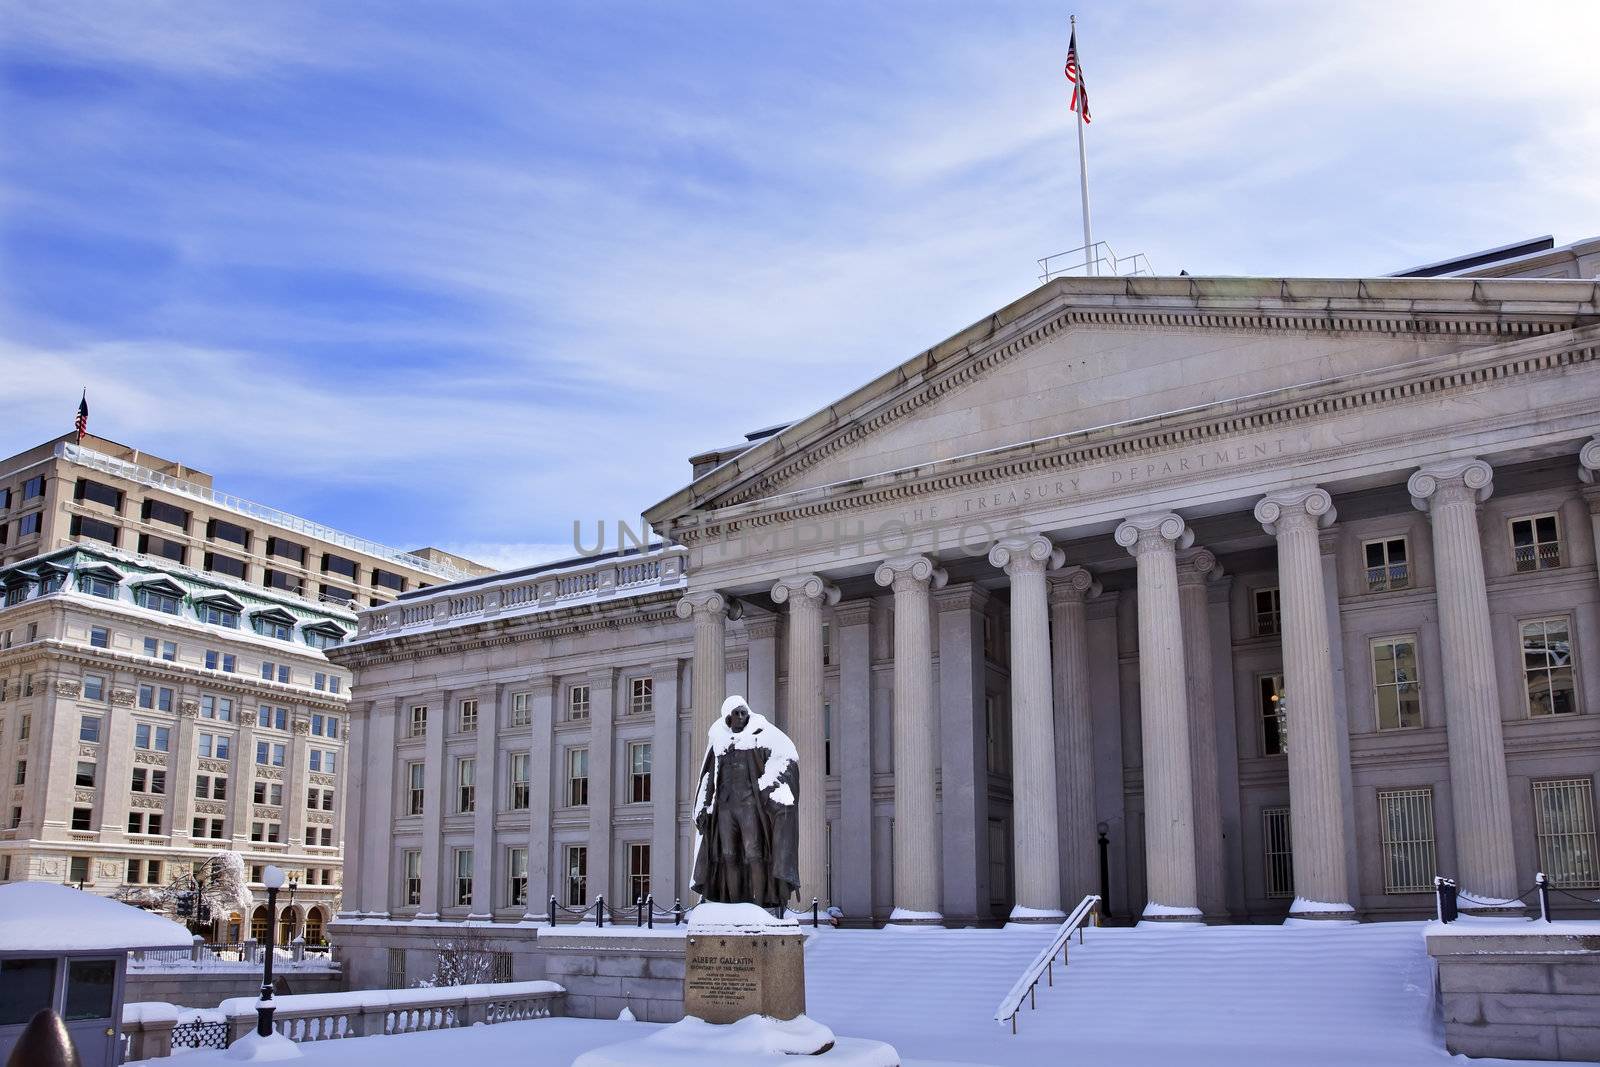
[1072,14,1095,276]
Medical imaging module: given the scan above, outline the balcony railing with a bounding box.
[1514,542,1563,572]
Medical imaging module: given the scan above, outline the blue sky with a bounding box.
[2,1,1596,570]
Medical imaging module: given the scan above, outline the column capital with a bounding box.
[1047,566,1101,605]
[1114,512,1192,556]
[874,555,948,591]
[1409,458,1494,512]
[1254,486,1336,536]
[1175,547,1222,587]
[675,590,743,621]
[770,574,841,607]
[988,535,1065,575]
[1577,436,1600,483]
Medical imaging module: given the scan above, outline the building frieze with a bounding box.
[73,788,94,804]
[256,766,283,781]
[194,801,227,815]
[198,758,230,774]
[133,751,167,767]
[679,323,1600,540]
[130,795,164,810]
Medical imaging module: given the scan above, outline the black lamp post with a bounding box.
[257,865,286,1038]
[1097,822,1112,921]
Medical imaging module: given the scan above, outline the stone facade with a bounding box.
[329,270,1600,982]
[1429,928,1600,1060]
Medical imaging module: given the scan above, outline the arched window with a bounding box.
[278,906,300,946]
[250,906,270,943]
[304,907,326,946]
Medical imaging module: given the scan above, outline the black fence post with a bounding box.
[646,895,655,930]
[1536,872,1551,923]
[549,896,557,928]
[812,897,819,928]
[674,898,684,926]
[596,895,605,928]
[1433,877,1459,924]
[636,897,644,928]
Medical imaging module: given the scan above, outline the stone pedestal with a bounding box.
[684,931,807,1025]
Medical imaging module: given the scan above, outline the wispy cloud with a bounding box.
[1,0,1595,570]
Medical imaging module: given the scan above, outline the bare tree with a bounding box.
[416,928,496,988]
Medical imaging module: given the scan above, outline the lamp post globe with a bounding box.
[257,865,287,1038]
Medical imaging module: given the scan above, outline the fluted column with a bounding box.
[771,574,841,910]
[676,592,741,759]
[1576,438,1600,599]
[990,536,1066,919]
[1409,459,1519,911]
[1114,512,1200,921]
[1176,548,1228,919]
[1050,567,1100,906]
[875,555,947,921]
[1255,487,1355,919]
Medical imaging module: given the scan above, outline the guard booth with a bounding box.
[0,882,193,1067]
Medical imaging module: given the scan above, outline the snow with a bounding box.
[1425,916,1600,938]
[1291,897,1357,913]
[0,882,194,951]
[886,908,944,924]
[216,982,562,1017]
[224,1032,303,1062]
[688,902,798,933]
[1137,901,1205,921]
[571,1015,869,1066]
[1005,905,1066,923]
[538,924,689,939]
[615,1006,636,1021]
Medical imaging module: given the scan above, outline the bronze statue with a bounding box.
[690,695,800,909]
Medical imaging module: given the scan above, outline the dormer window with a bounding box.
[252,607,297,642]
[75,564,123,600]
[133,577,185,616]
[303,621,347,650]
[196,593,243,629]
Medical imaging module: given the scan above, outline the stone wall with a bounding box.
[329,919,545,992]
[1428,927,1600,1061]
[536,930,687,1023]
[125,969,344,1008]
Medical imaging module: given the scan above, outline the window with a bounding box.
[629,677,653,716]
[372,568,406,592]
[74,478,123,509]
[10,807,22,829]
[627,843,651,905]
[567,748,589,806]
[985,692,1010,775]
[310,749,337,775]
[79,715,101,743]
[256,741,285,767]
[69,856,90,884]
[507,846,528,907]
[1262,807,1293,899]
[1522,616,1577,717]
[134,723,171,751]
[458,699,478,732]
[1363,537,1410,592]
[205,650,236,672]
[258,706,288,731]
[143,638,177,661]
[142,499,190,531]
[321,553,358,579]
[510,752,530,809]
[204,552,247,582]
[79,572,116,598]
[304,627,342,650]
[1532,779,1598,888]
[1258,674,1287,756]
[130,767,166,794]
[410,705,428,737]
[824,701,832,776]
[70,515,119,546]
[0,487,8,509]
[1253,588,1281,637]
[138,534,186,564]
[564,845,588,906]
[407,762,425,815]
[1378,788,1437,893]
[568,685,590,721]
[83,674,104,702]
[126,859,162,884]
[311,713,339,738]
[138,587,181,615]
[198,733,231,760]
[12,760,25,786]
[22,475,45,500]
[267,537,307,565]
[200,599,241,627]
[193,817,225,839]
[138,686,174,712]
[313,672,327,692]
[822,622,832,666]
[75,761,96,787]
[457,757,476,813]
[194,775,227,800]
[1511,514,1562,572]
[17,712,29,737]
[455,849,474,907]
[511,691,532,727]
[1371,637,1422,731]
[71,807,93,831]
[250,821,281,843]
[207,518,250,549]
[628,741,652,804]
[89,626,109,648]
[404,850,423,906]
[254,611,294,640]
[127,812,163,835]
[200,695,234,721]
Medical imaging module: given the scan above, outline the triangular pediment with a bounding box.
[646,275,1595,526]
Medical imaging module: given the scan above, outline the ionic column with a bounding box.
[1255,488,1354,919]
[1114,512,1200,921]
[676,592,741,758]
[1050,567,1100,906]
[743,614,780,728]
[834,599,875,919]
[990,536,1066,919]
[771,574,840,910]
[875,555,947,921]
[522,679,555,920]
[1408,459,1519,911]
[1176,548,1229,919]
[469,687,499,919]
[1575,438,1600,597]
[649,661,681,905]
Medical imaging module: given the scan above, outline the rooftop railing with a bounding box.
[1037,242,1154,283]
[56,442,474,583]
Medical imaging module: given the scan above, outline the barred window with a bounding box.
[1371,636,1422,730]
[1254,588,1281,637]
[1511,514,1561,572]
[1262,806,1293,899]
[1363,537,1410,592]
[387,948,407,990]
[1522,616,1576,718]
[1533,779,1598,888]
[1378,787,1437,893]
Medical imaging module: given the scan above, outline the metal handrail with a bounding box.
[993,895,1101,1033]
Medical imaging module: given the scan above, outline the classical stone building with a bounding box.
[330,242,1600,980]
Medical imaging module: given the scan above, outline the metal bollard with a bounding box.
[549,896,558,928]
[812,897,819,928]
[596,894,605,928]
[674,897,684,926]
[1536,872,1551,923]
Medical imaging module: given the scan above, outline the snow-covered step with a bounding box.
[806,922,1454,1067]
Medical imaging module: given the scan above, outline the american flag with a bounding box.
[75,390,88,442]
[1065,28,1091,123]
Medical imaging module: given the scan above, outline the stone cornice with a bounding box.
[667,321,1600,541]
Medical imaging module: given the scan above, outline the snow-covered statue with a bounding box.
[690,695,800,909]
